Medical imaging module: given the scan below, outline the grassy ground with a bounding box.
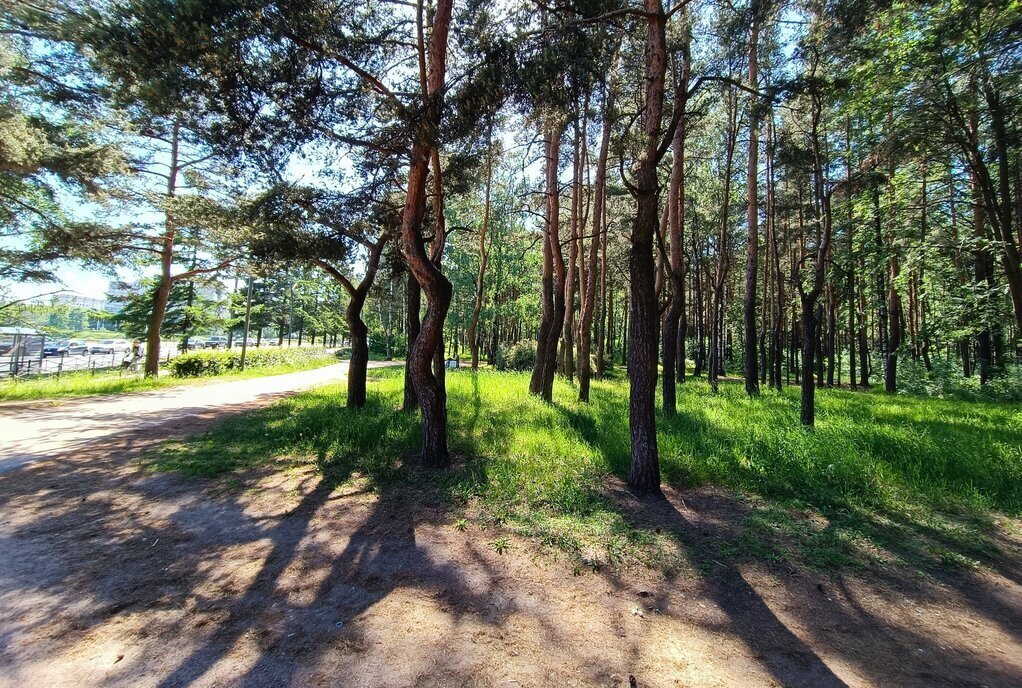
[0,351,340,402]
[149,367,1022,576]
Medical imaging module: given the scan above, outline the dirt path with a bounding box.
[0,362,393,474]
[0,366,1019,687]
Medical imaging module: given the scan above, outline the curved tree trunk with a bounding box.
[316,235,387,409]
[144,276,172,377]
[346,295,370,407]
[401,0,454,467]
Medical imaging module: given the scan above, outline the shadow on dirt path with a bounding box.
[0,366,1019,687]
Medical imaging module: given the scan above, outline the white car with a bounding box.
[89,339,130,354]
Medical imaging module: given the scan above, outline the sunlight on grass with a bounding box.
[149,368,1022,575]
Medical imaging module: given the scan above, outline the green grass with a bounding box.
[0,351,340,402]
[148,368,1022,576]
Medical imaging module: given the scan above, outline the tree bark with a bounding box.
[626,0,669,495]
[404,271,420,410]
[563,118,583,382]
[743,12,760,396]
[401,0,454,467]
[662,33,690,413]
[539,122,566,401]
[467,126,493,371]
[316,236,387,409]
[144,120,181,378]
[580,72,615,402]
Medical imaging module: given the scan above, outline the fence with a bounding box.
[0,340,178,380]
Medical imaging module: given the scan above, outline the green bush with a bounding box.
[897,357,1022,403]
[495,340,537,371]
[169,347,335,377]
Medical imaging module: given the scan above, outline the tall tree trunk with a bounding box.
[540,122,567,401]
[981,78,1022,332]
[530,127,555,395]
[798,70,833,426]
[885,174,902,394]
[768,111,784,391]
[596,193,609,379]
[626,0,669,495]
[580,70,615,402]
[743,12,760,396]
[845,117,857,389]
[710,89,738,391]
[974,165,995,384]
[662,33,690,413]
[800,297,818,425]
[693,229,705,377]
[144,120,181,378]
[467,126,493,371]
[563,118,583,382]
[401,0,454,467]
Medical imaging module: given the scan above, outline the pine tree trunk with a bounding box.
[625,0,668,495]
[144,121,181,378]
[347,295,370,408]
[404,272,421,411]
[541,123,566,401]
[743,16,760,396]
[580,74,614,402]
[401,0,453,467]
[467,127,493,371]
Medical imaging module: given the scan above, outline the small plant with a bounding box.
[489,537,511,555]
[455,518,468,532]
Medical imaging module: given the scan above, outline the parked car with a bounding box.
[89,339,130,354]
[202,336,229,349]
[43,339,89,357]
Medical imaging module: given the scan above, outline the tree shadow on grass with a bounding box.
[551,397,846,685]
[605,485,1022,688]
[549,383,1022,684]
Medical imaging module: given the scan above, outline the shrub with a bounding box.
[169,350,236,377]
[169,347,334,377]
[897,356,1022,403]
[495,340,537,372]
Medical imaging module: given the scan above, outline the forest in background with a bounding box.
[3,0,1021,493]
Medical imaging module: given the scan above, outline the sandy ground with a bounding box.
[0,362,362,474]
[0,365,1019,687]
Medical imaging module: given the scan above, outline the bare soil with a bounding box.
[0,373,1019,687]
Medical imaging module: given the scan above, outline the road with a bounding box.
[0,361,393,474]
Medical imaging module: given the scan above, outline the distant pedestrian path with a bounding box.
[0,361,393,473]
